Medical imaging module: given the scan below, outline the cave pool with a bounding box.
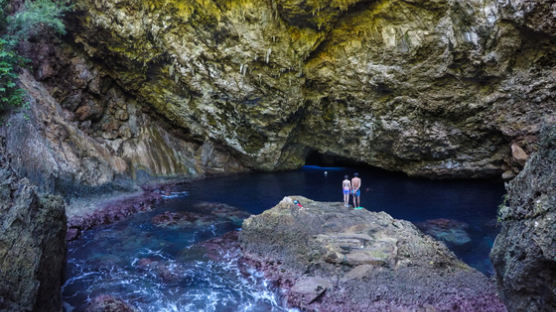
[63,166,504,311]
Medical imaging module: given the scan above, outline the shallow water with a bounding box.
[63,166,504,311]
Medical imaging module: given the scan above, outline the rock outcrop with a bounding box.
[36,0,550,179]
[2,65,245,195]
[491,124,556,312]
[240,196,506,311]
[1,0,551,200]
[0,139,67,312]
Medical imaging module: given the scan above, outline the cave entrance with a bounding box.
[304,150,369,168]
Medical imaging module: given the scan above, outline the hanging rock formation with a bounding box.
[3,0,551,197]
[491,124,556,312]
[34,0,550,181]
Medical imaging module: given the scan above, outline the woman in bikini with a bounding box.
[342,175,351,207]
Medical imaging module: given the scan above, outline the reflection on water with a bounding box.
[63,166,504,311]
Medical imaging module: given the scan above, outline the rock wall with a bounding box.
[490,123,556,312]
[3,42,245,195]
[35,0,553,179]
[0,139,67,312]
[3,0,552,196]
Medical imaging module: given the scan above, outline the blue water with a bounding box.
[63,166,504,311]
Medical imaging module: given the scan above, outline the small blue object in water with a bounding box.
[161,191,189,199]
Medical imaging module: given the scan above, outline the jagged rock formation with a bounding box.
[240,196,506,311]
[33,0,549,180]
[491,124,556,312]
[2,64,244,195]
[0,139,67,312]
[1,0,551,197]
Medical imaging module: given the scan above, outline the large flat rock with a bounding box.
[240,196,506,311]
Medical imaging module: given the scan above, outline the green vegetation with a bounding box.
[6,0,70,41]
[0,37,23,110]
[0,0,70,112]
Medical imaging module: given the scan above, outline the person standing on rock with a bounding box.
[342,175,351,207]
[351,173,361,209]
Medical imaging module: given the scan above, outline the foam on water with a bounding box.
[64,240,291,311]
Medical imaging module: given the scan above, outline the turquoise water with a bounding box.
[63,166,504,311]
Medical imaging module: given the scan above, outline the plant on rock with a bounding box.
[0,0,70,113]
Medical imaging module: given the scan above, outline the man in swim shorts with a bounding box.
[342,175,351,207]
[351,172,361,208]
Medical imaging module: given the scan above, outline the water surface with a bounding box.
[63,166,504,311]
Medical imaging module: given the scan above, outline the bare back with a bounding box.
[351,177,361,191]
[342,179,351,189]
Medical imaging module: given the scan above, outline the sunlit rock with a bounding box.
[51,0,554,179]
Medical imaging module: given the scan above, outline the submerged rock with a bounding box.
[135,258,189,283]
[152,211,206,227]
[152,202,250,228]
[185,231,242,262]
[416,218,472,247]
[0,141,66,312]
[66,187,164,241]
[85,295,138,312]
[240,196,506,311]
[491,124,556,312]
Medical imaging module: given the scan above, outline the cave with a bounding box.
[304,150,370,168]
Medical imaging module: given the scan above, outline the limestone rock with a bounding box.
[0,141,66,312]
[501,170,515,180]
[290,276,332,304]
[240,196,506,311]
[57,0,554,178]
[1,65,245,197]
[498,0,556,36]
[491,124,556,312]
[510,143,529,165]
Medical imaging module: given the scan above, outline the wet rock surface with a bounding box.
[66,186,164,241]
[135,257,189,283]
[491,124,556,312]
[240,196,506,311]
[152,202,250,228]
[0,140,67,312]
[85,295,138,312]
[416,218,472,247]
